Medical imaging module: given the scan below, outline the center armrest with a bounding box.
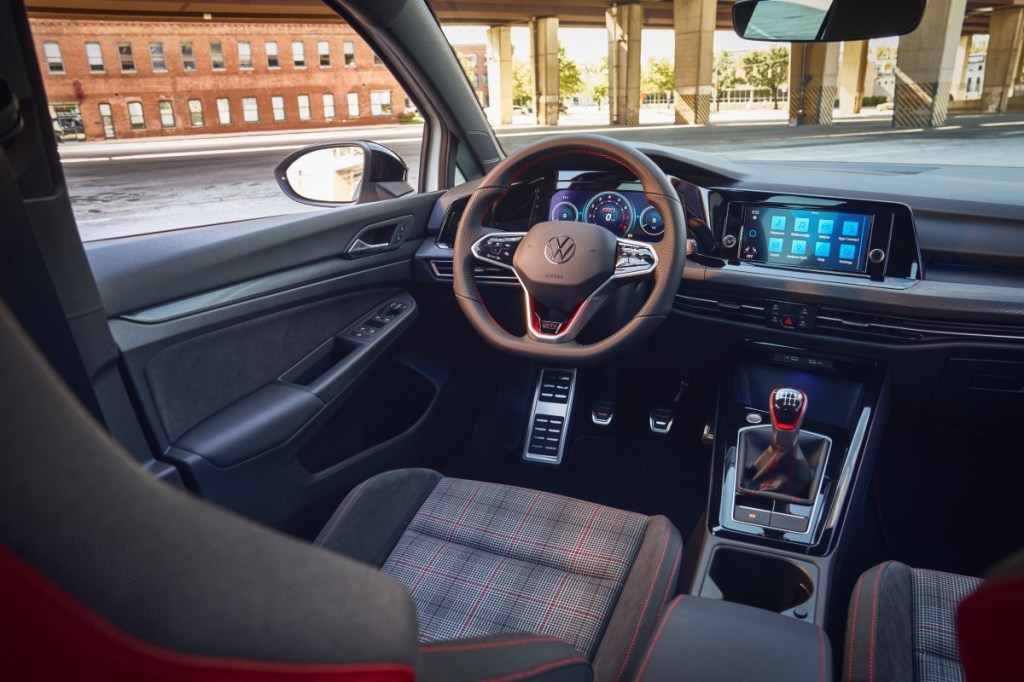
[636,596,830,682]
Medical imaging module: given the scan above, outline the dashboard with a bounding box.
[547,186,665,240]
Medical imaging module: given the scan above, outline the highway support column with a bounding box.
[951,34,972,101]
[607,3,643,126]
[891,0,968,127]
[981,6,1024,114]
[838,41,868,115]
[673,0,715,125]
[532,16,560,126]
[789,43,839,125]
[486,26,514,126]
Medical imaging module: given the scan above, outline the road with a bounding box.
[62,113,1024,241]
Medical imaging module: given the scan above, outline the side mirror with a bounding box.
[274,141,414,207]
[732,0,925,43]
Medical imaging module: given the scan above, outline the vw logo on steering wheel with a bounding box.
[544,235,576,265]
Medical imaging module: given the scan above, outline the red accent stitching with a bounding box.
[847,570,865,681]
[317,478,372,546]
[420,636,562,653]
[868,562,890,682]
[615,526,671,682]
[654,543,682,624]
[478,656,589,682]
[633,596,684,681]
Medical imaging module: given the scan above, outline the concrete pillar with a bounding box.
[789,43,839,125]
[532,17,560,126]
[891,0,968,127]
[981,7,1024,113]
[838,41,869,115]
[486,26,514,126]
[607,3,643,126]
[951,34,971,101]
[673,0,715,125]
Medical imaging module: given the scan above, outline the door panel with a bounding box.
[86,191,448,537]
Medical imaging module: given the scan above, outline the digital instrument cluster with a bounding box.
[547,188,664,241]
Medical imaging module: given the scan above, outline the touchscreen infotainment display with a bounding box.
[739,206,872,273]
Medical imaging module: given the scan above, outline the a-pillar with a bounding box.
[673,0,715,125]
[789,43,839,125]
[838,41,868,115]
[891,0,968,127]
[950,34,971,101]
[532,17,560,126]
[486,26,514,126]
[607,3,643,126]
[981,7,1024,113]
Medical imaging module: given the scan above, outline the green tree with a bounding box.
[512,59,533,106]
[713,51,742,111]
[742,46,789,110]
[457,53,476,86]
[559,46,583,99]
[641,57,674,99]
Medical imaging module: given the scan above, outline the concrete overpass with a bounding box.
[25,0,1024,127]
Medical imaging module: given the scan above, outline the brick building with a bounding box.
[30,17,413,141]
[453,43,488,107]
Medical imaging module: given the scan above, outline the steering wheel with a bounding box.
[453,134,686,363]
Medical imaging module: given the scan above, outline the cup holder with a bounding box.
[704,547,815,614]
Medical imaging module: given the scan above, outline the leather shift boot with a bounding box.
[736,427,829,504]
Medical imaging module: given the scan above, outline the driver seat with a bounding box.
[0,302,681,682]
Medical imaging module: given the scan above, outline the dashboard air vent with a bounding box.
[428,259,517,283]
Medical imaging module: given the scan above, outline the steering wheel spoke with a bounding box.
[614,238,659,278]
[471,232,526,271]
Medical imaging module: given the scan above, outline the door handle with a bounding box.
[344,215,412,259]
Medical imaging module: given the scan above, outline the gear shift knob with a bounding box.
[770,388,807,449]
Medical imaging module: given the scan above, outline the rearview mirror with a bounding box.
[732,0,925,42]
[275,141,413,207]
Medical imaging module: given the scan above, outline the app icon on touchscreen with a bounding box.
[814,242,831,258]
[817,220,833,235]
[842,221,860,237]
[839,244,856,260]
[794,217,810,232]
[771,215,787,230]
[769,238,783,252]
[791,241,807,255]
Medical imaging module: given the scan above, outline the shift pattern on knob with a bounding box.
[770,388,807,449]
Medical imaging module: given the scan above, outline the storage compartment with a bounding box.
[702,547,815,615]
[297,362,438,472]
[281,337,357,387]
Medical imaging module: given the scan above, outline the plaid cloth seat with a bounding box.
[382,478,648,658]
[316,469,682,681]
[844,561,984,682]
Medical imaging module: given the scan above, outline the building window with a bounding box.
[373,52,384,67]
[292,41,305,68]
[127,101,145,130]
[266,41,279,68]
[43,42,64,73]
[216,97,231,124]
[242,96,259,122]
[298,94,311,120]
[188,99,204,126]
[158,100,175,128]
[370,90,392,116]
[85,42,104,73]
[343,41,356,67]
[180,42,196,71]
[271,95,285,121]
[98,102,115,138]
[322,93,336,119]
[149,42,167,72]
[210,41,225,70]
[347,92,359,117]
[238,42,253,70]
[317,41,331,67]
[117,42,135,72]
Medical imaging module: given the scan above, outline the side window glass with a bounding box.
[28,16,424,241]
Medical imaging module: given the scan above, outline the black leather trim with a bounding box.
[417,634,593,682]
[843,561,913,682]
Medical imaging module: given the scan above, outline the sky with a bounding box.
[441,25,787,66]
